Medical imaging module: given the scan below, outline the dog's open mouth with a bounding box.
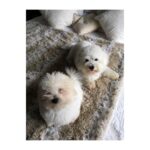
[87,69,98,74]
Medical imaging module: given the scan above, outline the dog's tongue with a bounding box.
[88,70,97,74]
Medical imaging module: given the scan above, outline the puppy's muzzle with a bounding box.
[51,97,59,104]
[88,65,94,71]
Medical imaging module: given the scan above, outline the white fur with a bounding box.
[38,69,83,127]
[43,98,81,127]
[67,41,109,85]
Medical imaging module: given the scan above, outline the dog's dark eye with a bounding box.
[59,88,63,94]
[85,59,89,62]
[95,58,98,61]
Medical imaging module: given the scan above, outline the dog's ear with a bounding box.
[103,67,119,80]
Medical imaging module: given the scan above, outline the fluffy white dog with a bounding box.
[38,69,83,127]
[67,41,119,89]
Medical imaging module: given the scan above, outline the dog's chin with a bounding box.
[80,69,98,77]
[87,69,99,75]
[83,68,100,76]
[45,99,72,110]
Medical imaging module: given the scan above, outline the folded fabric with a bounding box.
[73,14,99,35]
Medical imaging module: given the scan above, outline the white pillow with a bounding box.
[95,10,124,43]
[72,14,99,35]
[40,10,80,30]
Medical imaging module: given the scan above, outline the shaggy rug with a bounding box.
[26,17,124,140]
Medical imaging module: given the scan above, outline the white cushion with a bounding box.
[73,14,99,35]
[95,10,124,43]
[40,10,80,30]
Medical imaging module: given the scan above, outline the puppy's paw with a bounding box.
[109,71,119,80]
[103,67,119,80]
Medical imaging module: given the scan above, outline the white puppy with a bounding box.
[38,69,83,127]
[67,41,119,89]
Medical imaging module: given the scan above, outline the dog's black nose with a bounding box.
[51,98,59,104]
[89,65,94,70]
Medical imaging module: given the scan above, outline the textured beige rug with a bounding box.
[26,17,124,140]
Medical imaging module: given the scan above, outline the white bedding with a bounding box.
[104,84,124,140]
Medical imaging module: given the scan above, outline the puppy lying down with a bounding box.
[38,69,83,127]
[67,41,119,89]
